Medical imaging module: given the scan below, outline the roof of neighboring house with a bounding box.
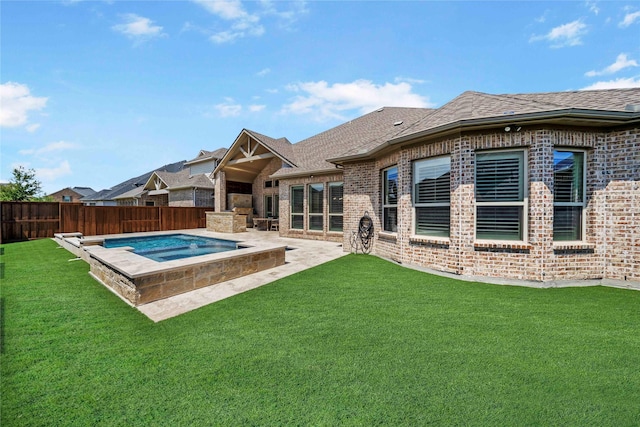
[81,160,187,202]
[48,186,97,198]
[185,148,228,165]
[112,186,146,200]
[71,186,97,197]
[271,107,432,177]
[154,169,214,190]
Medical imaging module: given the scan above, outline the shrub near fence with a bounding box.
[0,202,210,243]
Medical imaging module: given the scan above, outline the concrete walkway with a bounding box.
[137,229,348,322]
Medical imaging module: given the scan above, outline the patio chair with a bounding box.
[270,219,279,231]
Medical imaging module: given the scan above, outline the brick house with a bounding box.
[212,88,639,284]
[115,149,226,207]
[48,186,96,203]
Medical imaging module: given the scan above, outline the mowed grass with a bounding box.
[1,239,639,426]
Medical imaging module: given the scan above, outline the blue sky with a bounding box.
[2,1,639,194]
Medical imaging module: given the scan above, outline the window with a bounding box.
[264,180,273,188]
[475,150,526,241]
[413,157,450,237]
[264,194,279,218]
[553,150,585,241]
[328,182,343,232]
[291,186,304,229]
[308,183,324,231]
[382,167,398,232]
[62,195,72,202]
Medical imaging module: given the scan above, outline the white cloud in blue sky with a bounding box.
[282,80,432,121]
[2,1,640,193]
[585,53,638,76]
[530,19,588,47]
[0,82,48,128]
[619,9,640,27]
[112,13,165,44]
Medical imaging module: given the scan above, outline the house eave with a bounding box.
[269,168,341,180]
[328,109,640,164]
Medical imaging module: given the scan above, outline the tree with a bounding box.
[0,166,45,201]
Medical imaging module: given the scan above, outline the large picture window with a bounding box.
[308,183,324,231]
[475,150,526,241]
[291,186,304,230]
[382,166,398,232]
[553,150,585,241]
[413,156,450,237]
[328,182,343,232]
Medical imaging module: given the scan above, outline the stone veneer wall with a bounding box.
[206,212,246,233]
[89,247,286,305]
[342,125,639,283]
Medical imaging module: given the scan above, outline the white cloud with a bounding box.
[26,123,41,133]
[249,104,266,112]
[112,14,165,44]
[214,99,242,117]
[530,19,587,48]
[619,10,640,28]
[395,76,427,85]
[259,0,309,29]
[581,77,640,90]
[586,1,599,15]
[0,82,48,128]
[282,79,433,121]
[585,53,638,77]
[19,141,79,157]
[257,68,271,77]
[193,0,264,43]
[36,160,73,182]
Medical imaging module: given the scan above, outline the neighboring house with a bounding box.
[48,186,96,203]
[81,161,186,206]
[114,149,226,207]
[212,88,640,283]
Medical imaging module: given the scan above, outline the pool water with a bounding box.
[103,234,240,262]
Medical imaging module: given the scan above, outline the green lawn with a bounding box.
[1,239,639,426]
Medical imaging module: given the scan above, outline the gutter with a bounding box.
[328,109,640,164]
[269,167,341,180]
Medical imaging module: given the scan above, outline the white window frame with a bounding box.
[382,166,398,233]
[553,149,586,242]
[413,156,451,238]
[475,149,528,243]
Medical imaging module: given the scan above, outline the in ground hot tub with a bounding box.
[83,232,286,306]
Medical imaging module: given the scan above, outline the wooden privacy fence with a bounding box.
[1,202,210,243]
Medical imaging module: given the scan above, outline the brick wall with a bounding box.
[278,172,344,242]
[342,125,639,283]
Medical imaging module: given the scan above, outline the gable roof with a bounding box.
[185,148,228,165]
[156,169,214,190]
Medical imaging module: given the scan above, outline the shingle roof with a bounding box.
[81,160,187,202]
[395,88,640,140]
[186,148,228,164]
[271,107,432,177]
[244,130,295,166]
[71,187,97,197]
[155,169,214,189]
